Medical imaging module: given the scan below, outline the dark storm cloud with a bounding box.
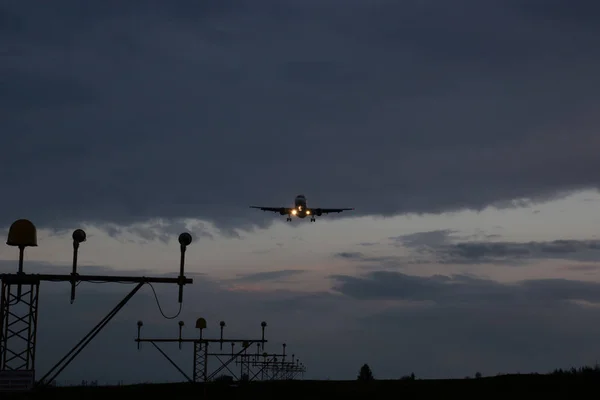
[2,1,600,234]
[387,230,600,264]
[330,270,600,304]
[441,240,600,264]
[511,0,600,25]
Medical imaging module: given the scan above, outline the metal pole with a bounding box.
[16,246,24,301]
[70,242,79,304]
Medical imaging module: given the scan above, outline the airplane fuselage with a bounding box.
[293,195,309,218]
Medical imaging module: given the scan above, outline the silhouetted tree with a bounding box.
[475,371,482,379]
[550,364,600,376]
[214,374,233,383]
[400,372,415,381]
[357,363,374,381]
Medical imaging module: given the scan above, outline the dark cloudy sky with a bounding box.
[2,0,600,384]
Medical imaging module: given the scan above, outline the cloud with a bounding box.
[393,229,459,248]
[440,240,600,264]
[333,251,405,268]
[335,252,364,260]
[95,219,214,244]
[565,264,600,272]
[357,242,378,247]
[233,269,306,283]
[2,1,600,234]
[388,230,600,265]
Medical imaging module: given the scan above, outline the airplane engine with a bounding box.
[315,208,322,216]
[279,208,286,215]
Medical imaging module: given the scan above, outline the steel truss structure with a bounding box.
[236,345,306,381]
[0,220,194,392]
[136,319,306,383]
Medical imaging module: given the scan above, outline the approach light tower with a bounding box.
[0,219,194,391]
[136,317,269,383]
[239,343,306,381]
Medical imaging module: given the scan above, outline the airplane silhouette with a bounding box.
[250,194,354,222]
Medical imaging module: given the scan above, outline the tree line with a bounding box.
[356,363,600,381]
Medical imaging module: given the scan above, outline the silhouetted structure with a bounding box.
[136,319,306,382]
[235,343,306,380]
[0,219,194,392]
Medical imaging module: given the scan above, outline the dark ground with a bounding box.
[3,374,599,399]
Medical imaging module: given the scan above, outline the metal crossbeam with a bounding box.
[0,222,195,392]
[136,320,271,383]
[137,336,267,383]
[0,274,191,285]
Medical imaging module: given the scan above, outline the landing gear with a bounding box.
[286,215,292,222]
[310,216,315,222]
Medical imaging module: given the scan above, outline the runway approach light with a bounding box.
[178,320,185,349]
[220,321,226,349]
[6,219,38,249]
[196,317,207,329]
[6,219,38,300]
[72,228,86,244]
[70,229,88,303]
[261,321,267,350]
[196,317,207,339]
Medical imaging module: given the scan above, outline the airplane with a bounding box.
[250,194,354,222]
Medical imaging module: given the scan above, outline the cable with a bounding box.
[76,280,136,286]
[47,278,182,319]
[147,282,182,319]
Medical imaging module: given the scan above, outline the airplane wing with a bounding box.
[308,207,354,214]
[250,206,293,213]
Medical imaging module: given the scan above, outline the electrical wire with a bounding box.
[74,279,183,319]
[146,282,182,319]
